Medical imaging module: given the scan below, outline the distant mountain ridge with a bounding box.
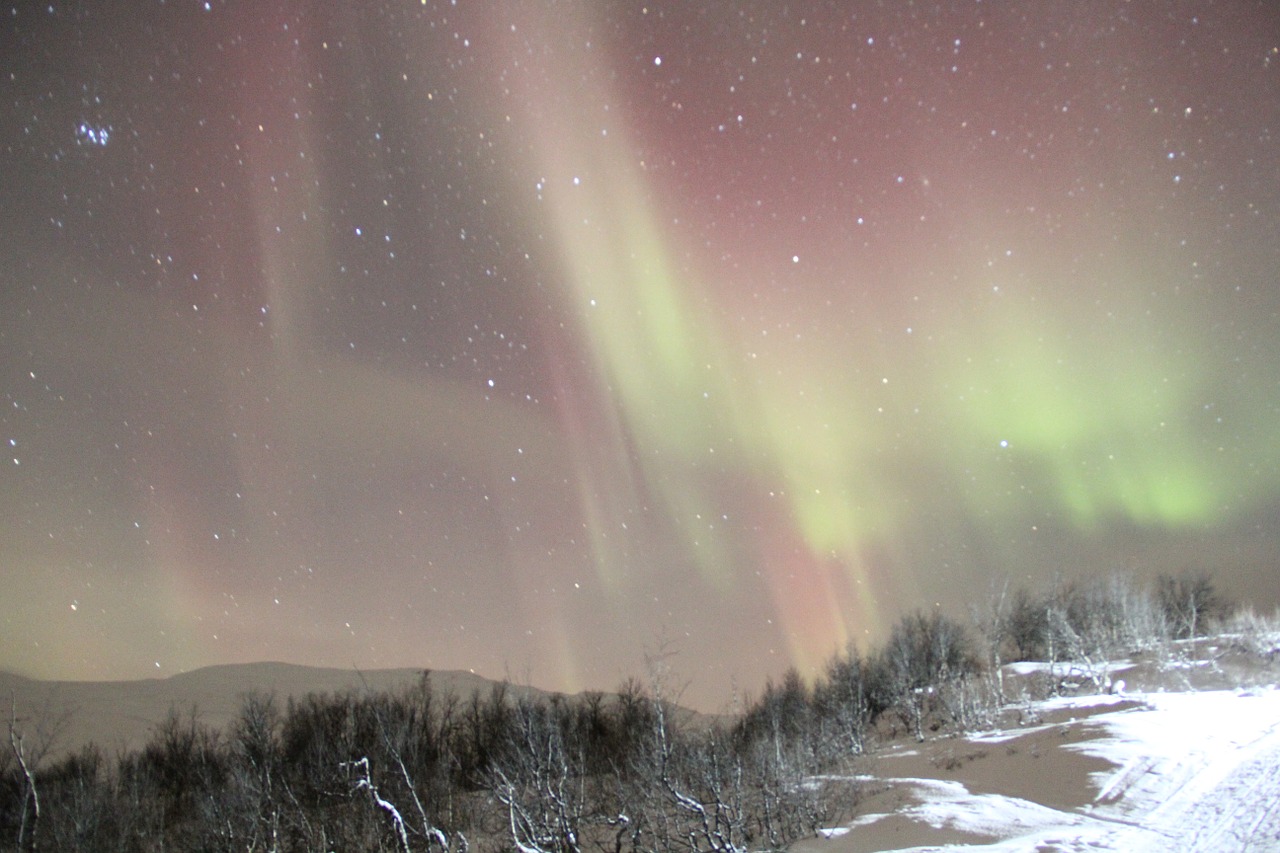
[0,662,561,759]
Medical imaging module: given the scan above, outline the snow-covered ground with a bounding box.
[811,685,1280,852]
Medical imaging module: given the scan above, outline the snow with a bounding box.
[1003,659,1136,676]
[887,778,1088,838]
[820,686,1280,851]
[1074,688,1280,837]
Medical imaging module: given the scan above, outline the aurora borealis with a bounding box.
[2,1,1277,710]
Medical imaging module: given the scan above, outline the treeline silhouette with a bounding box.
[3,569,1272,851]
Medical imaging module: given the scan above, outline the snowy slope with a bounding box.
[814,686,1280,852]
[1069,687,1280,851]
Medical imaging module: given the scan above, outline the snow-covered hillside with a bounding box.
[804,679,1280,851]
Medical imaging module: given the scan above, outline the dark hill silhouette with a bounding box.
[0,662,563,759]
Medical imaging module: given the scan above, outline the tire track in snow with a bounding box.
[1177,736,1280,851]
[1129,713,1280,852]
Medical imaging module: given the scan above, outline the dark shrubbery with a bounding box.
[1,669,843,852]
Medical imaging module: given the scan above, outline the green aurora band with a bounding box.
[502,7,1277,671]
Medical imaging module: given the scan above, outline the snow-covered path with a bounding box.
[814,686,1280,852]
[1090,689,1280,852]
[1158,734,1280,851]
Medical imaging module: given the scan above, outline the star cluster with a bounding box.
[1,1,1277,709]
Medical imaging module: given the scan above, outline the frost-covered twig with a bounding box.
[343,756,412,853]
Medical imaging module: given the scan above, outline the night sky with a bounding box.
[2,1,1278,711]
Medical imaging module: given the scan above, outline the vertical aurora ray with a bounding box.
[496,9,748,590]
[490,8,911,661]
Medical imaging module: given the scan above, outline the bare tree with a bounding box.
[488,696,586,853]
[972,579,1013,705]
[7,699,40,850]
[871,611,979,741]
[1158,571,1223,640]
[343,755,416,853]
[813,648,870,757]
[362,674,468,853]
[1007,586,1049,661]
[3,692,70,850]
[224,690,284,848]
